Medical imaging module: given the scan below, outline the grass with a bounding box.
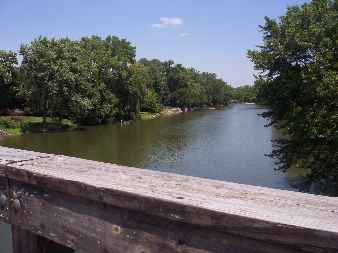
[3,128,21,135]
[0,116,77,136]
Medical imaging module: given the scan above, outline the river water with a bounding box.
[0,103,293,252]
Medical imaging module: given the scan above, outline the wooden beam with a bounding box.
[12,225,74,253]
[8,179,316,253]
[0,146,337,252]
[0,176,9,224]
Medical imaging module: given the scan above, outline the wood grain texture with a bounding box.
[12,225,74,253]
[0,146,338,252]
[8,180,326,253]
[12,225,40,253]
[0,176,9,223]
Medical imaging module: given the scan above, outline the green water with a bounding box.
[0,104,292,252]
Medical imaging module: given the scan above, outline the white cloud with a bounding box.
[179,33,190,37]
[152,17,183,28]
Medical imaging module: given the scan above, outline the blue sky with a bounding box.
[1,0,308,87]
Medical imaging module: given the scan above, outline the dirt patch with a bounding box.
[161,107,183,116]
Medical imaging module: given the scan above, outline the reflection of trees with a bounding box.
[0,114,199,169]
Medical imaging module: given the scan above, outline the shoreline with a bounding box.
[140,106,225,120]
[140,107,183,120]
[0,129,11,141]
[1,106,227,137]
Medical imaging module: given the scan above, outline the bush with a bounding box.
[141,90,162,113]
[0,117,20,129]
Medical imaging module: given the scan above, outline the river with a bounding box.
[0,103,293,252]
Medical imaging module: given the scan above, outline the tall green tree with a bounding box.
[141,90,162,113]
[138,58,169,104]
[20,37,61,122]
[139,59,233,109]
[0,50,18,110]
[123,63,150,119]
[231,85,257,103]
[77,35,135,123]
[248,0,338,194]
[11,34,235,123]
[200,72,232,106]
[20,36,135,124]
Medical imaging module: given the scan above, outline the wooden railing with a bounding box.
[0,146,337,253]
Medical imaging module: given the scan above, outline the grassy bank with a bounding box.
[0,116,77,136]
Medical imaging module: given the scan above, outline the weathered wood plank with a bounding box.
[0,147,50,166]
[12,225,74,253]
[0,175,9,223]
[0,146,337,252]
[12,226,40,253]
[8,180,320,253]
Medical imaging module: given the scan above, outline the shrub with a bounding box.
[141,90,162,113]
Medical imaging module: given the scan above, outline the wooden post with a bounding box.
[12,226,74,253]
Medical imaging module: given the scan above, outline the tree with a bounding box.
[248,0,338,194]
[20,36,135,124]
[139,59,233,109]
[122,63,149,119]
[231,85,257,103]
[171,67,203,108]
[138,58,169,105]
[13,34,235,124]
[77,35,135,123]
[0,50,18,110]
[20,37,61,122]
[141,90,162,113]
[200,72,232,106]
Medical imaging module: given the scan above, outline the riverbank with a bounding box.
[139,107,183,120]
[0,129,10,140]
[139,106,225,120]
[0,106,223,137]
[0,116,77,138]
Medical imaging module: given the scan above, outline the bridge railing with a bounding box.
[0,146,337,253]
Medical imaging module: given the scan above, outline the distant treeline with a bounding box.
[249,0,338,194]
[230,85,257,103]
[0,36,256,124]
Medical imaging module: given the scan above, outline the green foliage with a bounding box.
[20,36,135,124]
[248,0,338,194]
[124,63,149,118]
[0,116,76,135]
[142,90,162,113]
[0,50,18,110]
[199,72,232,106]
[139,58,169,104]
[0,117,19,129]
[231,85,257,103]
[140,59,232,108]
[2,35,234,126]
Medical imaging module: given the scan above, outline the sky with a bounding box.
[1,0,308,87]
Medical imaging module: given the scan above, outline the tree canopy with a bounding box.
[248,0,338,194]
[0,50,18,110]
[1,35,236,124]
